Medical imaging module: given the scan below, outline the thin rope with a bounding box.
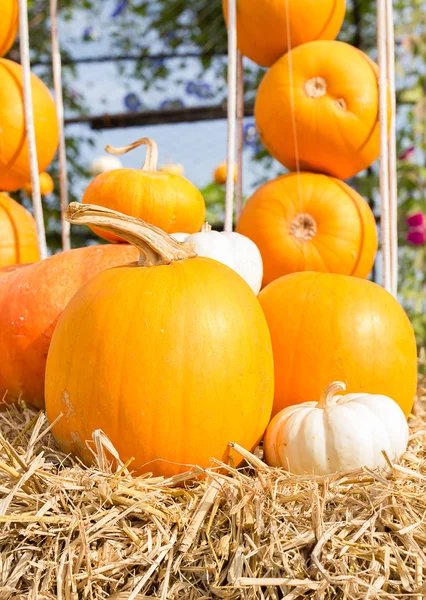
[385,0,398,297]
[377,0,392,294]
[50,0,71,251]
[284,0,303,212]
[235,51,244,220]
[18,0,48,259]
[224,0,237,232]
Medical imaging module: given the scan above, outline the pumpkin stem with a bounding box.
[65,203,197,267]
[290,214,317,241]
[317,382,347,409]
[105,137,159,172]
[201,222,212,232]
[304,77,327,99]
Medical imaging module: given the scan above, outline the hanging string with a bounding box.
[50,0,71,251]
[284,0,303,212]
[224,0,238,232]
[235,51,244,220]
[377,0,392,294]
[385,0,398,297]
[18,0,48,259]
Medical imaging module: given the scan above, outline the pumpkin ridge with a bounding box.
[314,0,344,42]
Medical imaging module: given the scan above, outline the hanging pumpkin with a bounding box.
[0,0,18,57]
[255,41,391,180]
[23,172,55,197]
[236,172,377,286]
[0,243,139,409]
[222,0,345,68]
[45,203,274,478]
[0,59,59,192]
[264,382,409,475]
[258,271,417,419]
[214,161,237,185]
[0,193,40,268]
[172,223,263,295]
[82,137,205,242]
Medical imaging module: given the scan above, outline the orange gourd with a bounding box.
[45,203,274,478]
[214,161,237,185]
[222,0,345,68]
[82,137,206,243]
[236,172,377,286]
[0,0,18,57]
[23,172,55,196]
[0,243,139,409]
[0,59,59,191]
[258,272,417,419]
[255,41,391,180]
[0,193,40,268]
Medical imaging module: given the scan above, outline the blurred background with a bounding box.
[5,0,426,342]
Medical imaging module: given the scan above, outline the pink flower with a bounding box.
[406,212,425,227]
[407,230,425,246]
[399,146,415,161]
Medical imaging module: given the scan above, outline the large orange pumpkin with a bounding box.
[236,172,377,286]
[255,41,390,180]
[82,137,206,243]
[0,243,138,409]
[222,0,345,68]
[258,272,417,419]
[0,59,59,192]
[0,193,40,268]
[0,0,18,57]
[45,203,274,478]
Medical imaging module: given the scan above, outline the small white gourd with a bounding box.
[172,223,263,294]
[264,382,409,475]
[90,155,123,175]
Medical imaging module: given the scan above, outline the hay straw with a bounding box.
[2,377,426,599]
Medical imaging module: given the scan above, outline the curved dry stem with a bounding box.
[201,223,212,233]
[317,382,347,409]
[105,137,159,172]
[66,203,197,266]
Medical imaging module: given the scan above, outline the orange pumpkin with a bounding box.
[0,263,33,276]
[0,193,40,268]
[214,161,237,185]
[82,137,206,243]
[0,0,18,57]
[45,203,274,478]
[258,272,417,419]
[23,172,55,197]
[0,59,59,192]
[236,172,377,286]
[222,0,345,67]
[255,41,391,180]
[0,243,139,409]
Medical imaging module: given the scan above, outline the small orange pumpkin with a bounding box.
[214,161,237,185]
[0,193,40,268]
[82,137,206,243]
[45,203,274,478]
[222,0,345,68]
[236,172,377,286]
[0,0,18,57]
[0,59,59,192]
[23,172,55,197]
[255,41,391,180]
[258,271,417,419]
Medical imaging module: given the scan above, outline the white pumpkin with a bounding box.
[264,382,409,475]
[90,155,123,175]
[171,224,263,295]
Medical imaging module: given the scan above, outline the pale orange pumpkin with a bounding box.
[0,193,40,268]
[255,41,391,180]
[258,272,417,419]
[82,137,206,243]
[0,0,18,57]
[222,0,345,67]
[23,172,55,197]
[236,172,377,286]
[0,59,59,191]
[45,203,274,478]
